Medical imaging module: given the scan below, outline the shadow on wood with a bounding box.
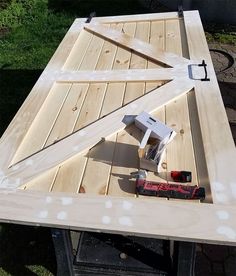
[87,141,139,168]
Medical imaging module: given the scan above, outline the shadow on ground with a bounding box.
[0,224,56,275]
[0,68,56,275]
[0,69,43,136]
[219,81,236,109]
[219,81,236,145]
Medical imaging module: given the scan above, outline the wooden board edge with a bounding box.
[183,10,236,205]
[0,188,236,245]
[92,12,179,23]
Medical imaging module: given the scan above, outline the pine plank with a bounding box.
[44,29,100,147]
[44,84,89,147]
[74,83,107,130]
[18,168,58,192]
[107,125,142,197]
[1,189,236,245]
[81,23,137,196]
[93,12,178,23]
[11,83,72,163]
[100,22,136,117]
[78,32,105,70]
[80,136,117,195]
[165,19,182,58]
[56,67,184,83]
[52,154,88,193]
[107,21,149,197]
[85,23,190,67]
[51,25,114,192]
[78,23,124,195]
[63,29,93,70]
[178,17,212,202]
[96,23,123,70]
[187,91,212,203]
[145,20,167,185]
[124,21,150,103]
[184,11,236,204]
[165,19,198,187]
[73,26,109,130]
[165,96,198,183]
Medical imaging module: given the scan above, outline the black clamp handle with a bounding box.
[86,12,96,23]
[178,5,184,18]
[198,60,210,81]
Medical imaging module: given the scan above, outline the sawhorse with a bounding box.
[51,229,196,276]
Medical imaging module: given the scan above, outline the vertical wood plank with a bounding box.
[123,21,150,104]
[74,83,107,130]
[184,11,236,204]
[108,21,152,196]
[179,17,212,202]
[79,137,116,195]
[63,29,93,70]
[78,23,124,195]
[51,29,107,193]
[164,19,198,185]
[107,125,142,196]
[19,168,58,192]
[41,30,97,147]
[45,84,89,146]
[51,154,88,193]
[146,20,166,91]
[11,83,71,162]
[100,22,136,117]
[146,20,167,185]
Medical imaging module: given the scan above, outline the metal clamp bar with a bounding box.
[198,60,210,81]
[86,12,96,23]
[178,5,184,18]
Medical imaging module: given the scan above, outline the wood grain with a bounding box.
[85,23,190,67]
[165,19,198,186]
[0,189,236,245]
[184,11,236,204]
[3,79,194,188]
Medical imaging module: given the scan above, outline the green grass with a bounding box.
[205,24,236,45]
[0,0,150,70]
[0,0,74,69]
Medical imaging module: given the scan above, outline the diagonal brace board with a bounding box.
[57,67,189,83]
[2,79,194,188]
[84,23,190,67]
